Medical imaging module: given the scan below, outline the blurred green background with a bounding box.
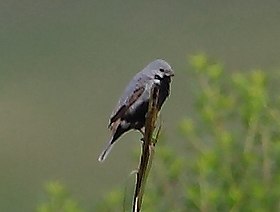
[1,0,280,211]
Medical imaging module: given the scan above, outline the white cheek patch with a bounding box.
[153,78,161,85]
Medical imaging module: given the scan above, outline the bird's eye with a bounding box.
[159,68,164,72]
[155,74,161,80]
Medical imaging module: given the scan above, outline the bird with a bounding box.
[98,59,174,162]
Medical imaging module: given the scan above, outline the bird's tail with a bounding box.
[98,138,115,162]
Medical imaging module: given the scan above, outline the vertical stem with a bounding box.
[132,86,160,212]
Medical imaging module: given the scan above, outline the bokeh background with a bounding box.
[1,0,280,211]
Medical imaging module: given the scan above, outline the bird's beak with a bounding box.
[170,70,175,77]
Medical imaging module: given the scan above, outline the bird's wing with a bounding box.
[109,86,145,126]
[108,73,150,128]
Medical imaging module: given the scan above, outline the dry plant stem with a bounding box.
[132,86,160,212]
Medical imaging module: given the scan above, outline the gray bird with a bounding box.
[98,59,174,162]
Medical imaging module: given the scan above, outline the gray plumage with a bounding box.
[98,59,174,162]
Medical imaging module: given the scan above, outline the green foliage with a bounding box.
[37,182,83,212]
[182,55,280,211]
[94,189,129,212]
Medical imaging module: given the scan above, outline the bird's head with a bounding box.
[146,59,174,85]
